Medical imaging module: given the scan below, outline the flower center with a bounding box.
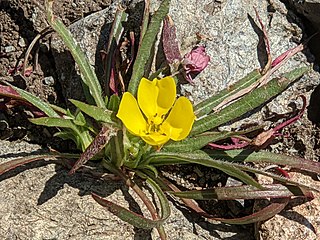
[147,114,165,134]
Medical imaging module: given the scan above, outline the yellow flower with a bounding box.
[116,77,196,146]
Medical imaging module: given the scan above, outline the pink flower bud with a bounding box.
[182,46,210,83]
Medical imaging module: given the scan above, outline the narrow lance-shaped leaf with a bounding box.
[128,0,170,95]
[161,174,290,225]
[163,125,261,152]
[139,0,150,46]
[231,161,318,192]
[162,16,181,64]
[209,149,320,175]
[0,153,79,175]
[191,67,308,135]
[145,150,263,189]
[30,117,79,131]
[104,3,128,94]
[92,193,164,229]
[0,84,22,99]
[69,99,114,125]
[170,184,312,200]
[194,69,261,117]
[146,177,171,221]
[8,83,59,117]
[30,117,93,151]
[213,198,289,225]
[110,131,125,168]
[69,125,117,174]
[45,0,105,108]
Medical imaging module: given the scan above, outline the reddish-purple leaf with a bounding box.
[125,31,135,74]
[272,43,304,68]
[170,184,313,200]
[0,84,45,117]
[213,198,289,224]
[92,192,163,229]
[162,16,182,64]
[69,126,117,174]
[109,55,118,94]
[252,95,306,148]
[0,155,56,175]
[209,137,250,150]
[8,64,33,77]
[253,6,272,74]
[0,85,22,99]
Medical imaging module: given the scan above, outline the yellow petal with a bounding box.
[155,76,176,116]
[138,77,176,119]
[116,92,147,136]
[137,78,158,119]
[142,133,170,146]
[162,97,195,141]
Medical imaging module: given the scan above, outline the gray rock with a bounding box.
[43,76,55,86]
[4,45,15,53]
[18,37,26,48]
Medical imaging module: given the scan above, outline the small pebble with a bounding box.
[43,76,55,86]
[18,37,26,47]
[4,45,15,53]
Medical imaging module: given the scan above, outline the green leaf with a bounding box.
[45,0,105,108]
[108,94,120,112]
[104,4,128,94]
[194,69,261,117]
[70,99,114,124]
[209,149,320,175]
[163,126,261,152]
[30,117,92,151]
[92,193,166,229]
[127,0,170,95]
[170,184,311,200]
[73,111,86,126]
[146,177,171,220]
[10,84,59,117]
[30,117,77,130]
[231,161,318,191]
[146,150,263,189]
[54,130,77,142]
[110,131,125,168]
[191,67,308,135]
[163,132,232,152]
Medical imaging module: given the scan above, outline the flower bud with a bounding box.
[182,46,210,83]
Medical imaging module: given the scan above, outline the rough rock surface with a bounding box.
[258,172,320,240]
[1,0,320,239]
[0,140,254,239]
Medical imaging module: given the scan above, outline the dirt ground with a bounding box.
[0,0,114,149]
[0,0,320,239]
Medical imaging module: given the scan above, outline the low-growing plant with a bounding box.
[0,0,319,239]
